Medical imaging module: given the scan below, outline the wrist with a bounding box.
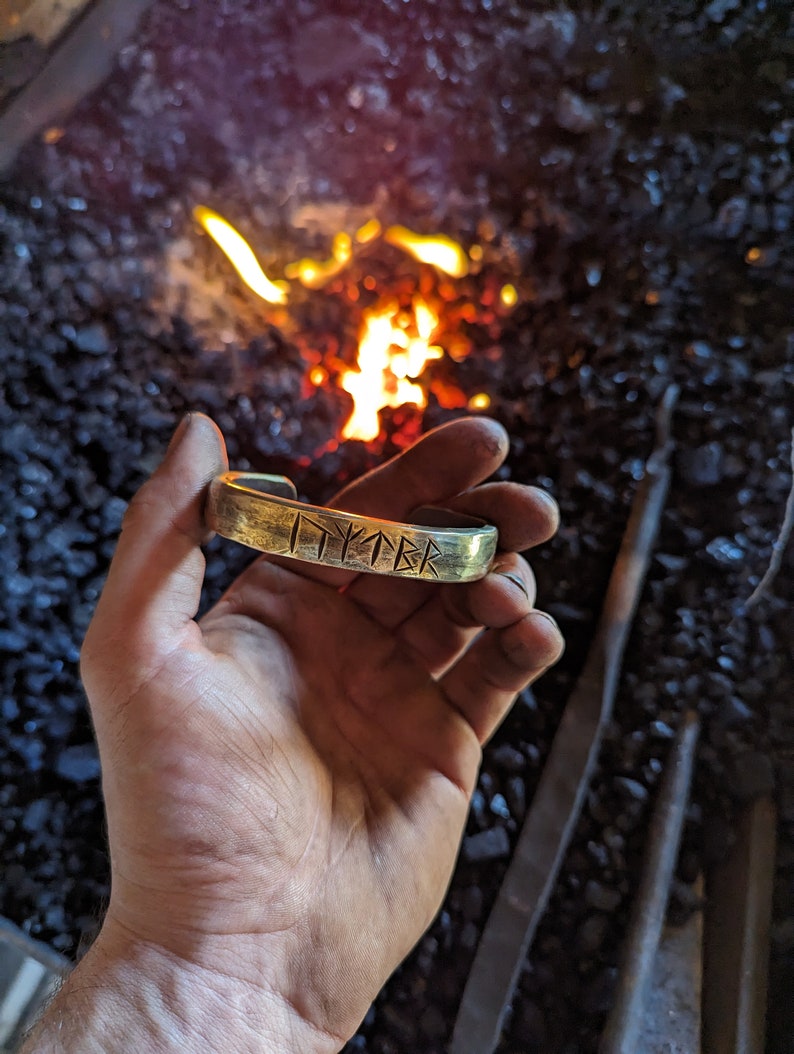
[22,923,342,1054]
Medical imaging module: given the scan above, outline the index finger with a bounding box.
[333,416,509,518]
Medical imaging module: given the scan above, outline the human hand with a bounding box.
[69,413,562,1052]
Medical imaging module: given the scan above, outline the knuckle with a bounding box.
[121,485,160,531]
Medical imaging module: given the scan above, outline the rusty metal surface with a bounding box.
[1,1,91,48]
[0,917,69,1053]
[600,712,700,1054]
[449,388,678,1054]
[0,0,92,106]
[703,795,777,1054]
[635,875,704,1054]
[0,0,156,171]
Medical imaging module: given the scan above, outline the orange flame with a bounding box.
[193,205,289,305]
[285,232,354,289]
[341,296,444,441]
[384,226,469,278]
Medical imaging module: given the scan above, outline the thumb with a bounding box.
[82,413,228,693]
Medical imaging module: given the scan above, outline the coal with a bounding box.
[584,882,622,914]
[463,827,511,864]
[614,777,649,804]
[555,90,600,135]
[729,751,776,804]
[677,442,726,487]
[578,914,610,956]
[54,745,102,784]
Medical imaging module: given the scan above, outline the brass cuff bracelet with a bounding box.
[206,472,498,583]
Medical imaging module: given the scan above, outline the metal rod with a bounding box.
[702,795,777,1054]
[599,711,700,1054]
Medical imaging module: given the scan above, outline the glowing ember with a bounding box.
[193,205,289,305]
[745,246,768,266]
[384,225,469,278]
[341,297,444,442]
[500,283,518,308]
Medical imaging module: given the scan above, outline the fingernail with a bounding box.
[493,565,530,600]
[167,412,193,453]
[527,609,560,632]
[536,488,561,525]
[527,610,565,657]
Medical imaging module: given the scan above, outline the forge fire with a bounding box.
[191,205,511,442]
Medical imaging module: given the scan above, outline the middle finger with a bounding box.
[343,480,557,627]
[395,552,537,677]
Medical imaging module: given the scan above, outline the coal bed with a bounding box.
[1,1,793,1051]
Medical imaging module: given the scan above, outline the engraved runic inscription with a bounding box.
[361,529,395,568]
[334,521,364,562]
[287,509,447,578]
[392,536,424,574]
[419,537,443,578]
[289,512,335,559]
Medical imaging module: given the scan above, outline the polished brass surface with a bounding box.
[207,472,498,583]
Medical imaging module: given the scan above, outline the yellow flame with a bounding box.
[355,218,382,244]
[285,232,354,289]
[341,297,444,441]
[193,205,288,305]
[468,392,491,410]
[384,225,469,278]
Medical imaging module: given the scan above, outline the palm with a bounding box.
[204,564,474,927]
